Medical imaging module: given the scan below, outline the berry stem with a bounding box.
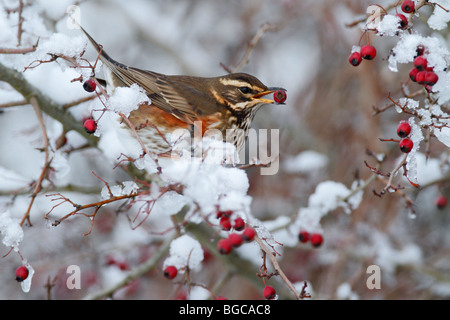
[253,233,301,299]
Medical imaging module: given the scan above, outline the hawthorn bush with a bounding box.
[0,0,449,300]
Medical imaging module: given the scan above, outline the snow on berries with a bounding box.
[409,53,439,87]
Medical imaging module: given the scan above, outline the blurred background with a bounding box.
[0,0,449,299]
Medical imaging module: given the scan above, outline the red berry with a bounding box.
[263,286,276,300]
[310,233,323,248]
[298,231,310,243]
[83,79,96,92]
[242,227,256,242]
[83,118,97,134]
[414,56,428,71]
[273,90,287,104]
[217,238,233,254]
[399,138,414,153]
[348,51,362,66]
[415,71,427,84]
[164,265,178,279]
[396,14,408,29]
[220,216,232,231]
[228,233,243,247]
[409,68,418,82]
[401,0,415,13]
[424,71,439,86]
[15,266,29,282]
[216,210,232,219]
[436,196,447,209]
[360,45,376,60]
[397,121,411,138]
[233,217,245,231]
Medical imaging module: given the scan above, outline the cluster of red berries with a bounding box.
[349,1,418,68]
[298,230,324,248]
[396,121,414,153]
[216,210,256,255]
[348,45,377,67]
[15,266,29,282]
[409,47,439,90]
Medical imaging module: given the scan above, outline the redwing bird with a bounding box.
[81,27,286,156]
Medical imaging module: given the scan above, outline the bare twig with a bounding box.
[221,22,279,73]
[254,233,301,300]
[20,96,54,226]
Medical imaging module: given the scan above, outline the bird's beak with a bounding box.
[252,87,287,104]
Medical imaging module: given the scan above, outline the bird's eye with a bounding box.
[239,87,250,94]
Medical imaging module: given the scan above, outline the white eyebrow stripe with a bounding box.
[219,78,262,91]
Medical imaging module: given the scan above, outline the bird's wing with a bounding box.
[80,26,197,123]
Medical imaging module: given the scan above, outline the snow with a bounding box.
[19,263,34,293]
[0,210,23,250]
[283,150,328,174]
[377,14,402,37]
[427,0,450,30]
[293,180,363,234]
[388,34,450,74]
[163,234,204,272]
[336,282,359,300]
[106,84,151,117]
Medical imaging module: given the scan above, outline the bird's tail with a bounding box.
[80,26,129,70]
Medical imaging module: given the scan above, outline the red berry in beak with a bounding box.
[273,90,287,104]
